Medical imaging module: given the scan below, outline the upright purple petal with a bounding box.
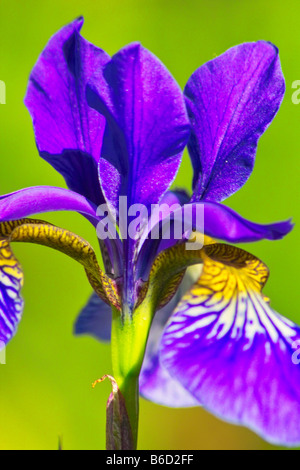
[160,244,300,445]
[24,18,110,205]
[185,41,285,202]
[87,43,190,216]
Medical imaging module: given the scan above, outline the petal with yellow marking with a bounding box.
[160,244,300,445]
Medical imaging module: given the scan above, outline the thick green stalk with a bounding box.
[110,303,153,450]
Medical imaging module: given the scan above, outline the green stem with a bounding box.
[110,303,153,450]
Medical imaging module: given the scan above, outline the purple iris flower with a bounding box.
[0,17,298,447]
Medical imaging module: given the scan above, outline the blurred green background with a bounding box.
[0,0,299,450]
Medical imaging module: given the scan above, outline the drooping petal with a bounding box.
[200,202,293,242]
[0,218,121,346]
[185,41,285,202]
[143,201,293,245]
[87,43,190,217]
[74,292,112,342]
[0,186,124,276]
[160,243,300,445]
[0,186,99,224]
[0,237,24,345]
[139,305,199,408]
[24,18,109,205]
[136,201,293,280]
